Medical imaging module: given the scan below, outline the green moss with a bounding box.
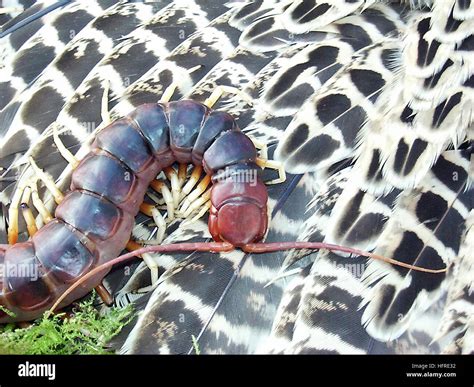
[0,294,134,355]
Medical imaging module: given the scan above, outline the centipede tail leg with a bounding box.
[95,283,113,306]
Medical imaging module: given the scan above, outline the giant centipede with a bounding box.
[0,94,446,323]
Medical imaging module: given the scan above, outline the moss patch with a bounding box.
[0,294,134,354]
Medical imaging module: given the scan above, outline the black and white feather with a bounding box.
[0,0,472,354]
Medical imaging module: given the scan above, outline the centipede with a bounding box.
[0,86,447,324]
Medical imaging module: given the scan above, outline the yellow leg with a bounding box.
[164,167,182,208]
[142,253,159,286]
[180,189,211,218]
[150,207,166,244]
[19,186,38,237]
[28,157,64,204]
[29,179,53,224]
[53,124,79,168]
[204,85,253,109]
[179,174,211,214]
[101,80,111,126]
[190,200,212,223]
[159,65,202,103]
[7,177,33,244]
[178,163,188,186]
[150,180,175,221]
[250,137,268,160]
[180,165,203,202]
[256,157,286,185]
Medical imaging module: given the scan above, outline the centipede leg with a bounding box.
[159,64,202,103]
[19,186,37,237]
[182,199,211,226]
[250,138,268,160]
[29,178,53,224]
[126,236,160,288]
[28,157,64,205]
[180,188,211,219]
[179,174,211,215]
[7,176,33,244]
[140,253,159,290]
[179,165,203,203]
[150,179,175,221]
[53,123,79,169]
[100,79,111,126]
[256,157,286,185]
[164,166,183,208]
[139,203,167,244]
[204,85,253,108]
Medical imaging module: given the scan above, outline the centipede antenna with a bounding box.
[256,157,286,185]
[53,123,79,169]
[241,242,448,274]
[204,85,254,109]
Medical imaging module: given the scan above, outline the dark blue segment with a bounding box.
[56,191,122,241]
[95,118,154,173]
[168,100,209,150]
[192,111,238,161]
[4,242,52,310]
[203,131,257,174]
[128,103,170,155]
[72,153,135,205]
[33,220,95,283]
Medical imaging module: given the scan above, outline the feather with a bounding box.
[361,147,473,341]
[281,0,375,34]
[353,1,474,192]
[274,38,400,174]
[0,0,117,110]
[435,210,474,354]
[0,0,163,170]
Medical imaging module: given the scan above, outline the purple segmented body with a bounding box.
[0,100,269,323]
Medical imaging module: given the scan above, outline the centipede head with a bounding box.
[208,179,268,247]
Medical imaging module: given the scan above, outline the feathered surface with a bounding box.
[0,0,472,354]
